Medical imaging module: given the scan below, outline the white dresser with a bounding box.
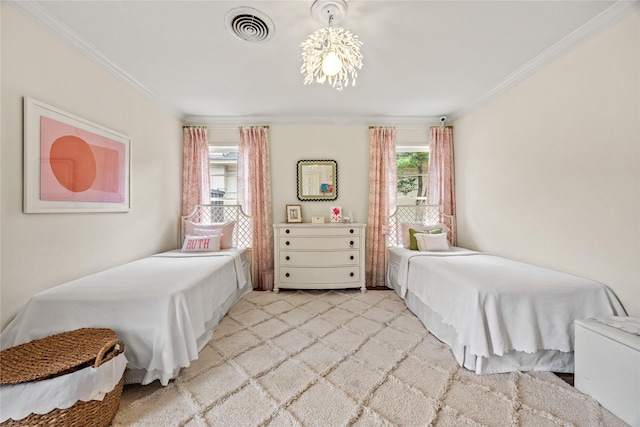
[273,223,366,293]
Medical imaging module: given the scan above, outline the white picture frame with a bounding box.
[23,97,131,213]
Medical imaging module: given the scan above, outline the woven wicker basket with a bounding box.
[0,328,125,427]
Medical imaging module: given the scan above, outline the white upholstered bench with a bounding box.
[575,316,640,426]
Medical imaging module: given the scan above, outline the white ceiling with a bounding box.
[11,1,638,124]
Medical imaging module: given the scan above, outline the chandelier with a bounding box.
[300,0,363,91]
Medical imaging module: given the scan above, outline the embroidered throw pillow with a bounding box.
[416,232,450,252]
[181,235,221,252]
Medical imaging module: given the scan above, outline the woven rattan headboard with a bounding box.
[388,204,455,246]
[180,204,253,249]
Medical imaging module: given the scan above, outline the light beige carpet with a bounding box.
[113,289,627,426]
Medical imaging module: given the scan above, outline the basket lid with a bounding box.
[0,328,118,385]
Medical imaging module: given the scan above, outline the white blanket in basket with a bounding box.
[0,353,127,422]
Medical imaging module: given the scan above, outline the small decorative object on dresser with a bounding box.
[273,223,366,293]
[286,204,302,223]
[330,206,342,222]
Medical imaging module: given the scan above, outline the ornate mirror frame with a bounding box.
[297,160,338,201]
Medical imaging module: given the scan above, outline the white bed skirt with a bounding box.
[403,289,574,374]
[124,262,252,385]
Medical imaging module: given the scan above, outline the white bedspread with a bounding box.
[0,250,249,385]
[393,248,626,358]
[151,249,247,289]
[392,246,477,298]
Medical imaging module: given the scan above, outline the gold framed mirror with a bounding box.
[297,160,338,201]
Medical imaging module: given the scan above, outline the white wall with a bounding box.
[1,3,183,328]
[454,11,640,316]
[0,4,3,332]
[270,125,370,224]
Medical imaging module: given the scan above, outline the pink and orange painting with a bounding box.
[40,116,126,203]
[23,97,130,213]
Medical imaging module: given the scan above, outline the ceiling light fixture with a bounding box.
[300,0,363,91]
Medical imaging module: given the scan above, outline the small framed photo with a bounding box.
[330,206,342,223]
[286,204,302,223]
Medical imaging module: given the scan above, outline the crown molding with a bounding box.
[183,115,439,127]
[449,0,640,122]
[11,0,638,125]
[8,0,182,119]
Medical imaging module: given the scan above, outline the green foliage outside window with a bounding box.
[397,152,429,203]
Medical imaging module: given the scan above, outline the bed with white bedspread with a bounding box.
[0,205,253,385]
[386,205,626,374]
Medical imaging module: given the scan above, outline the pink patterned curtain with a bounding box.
[238,126,273,290]
[427,126,457,245]
[181,126,210,217]
[366,126,397,287]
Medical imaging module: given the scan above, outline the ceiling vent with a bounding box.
[225,7,275,43]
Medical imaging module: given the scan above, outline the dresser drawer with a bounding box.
[278,227,360,237]
[278,267,360,284]
[273,223,366,293]
[279,237,360,250]
[279,250,359,266]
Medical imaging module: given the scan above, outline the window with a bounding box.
[209,146,237,205]
[396,146,429,206]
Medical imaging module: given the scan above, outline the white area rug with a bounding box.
[113,289,627,426]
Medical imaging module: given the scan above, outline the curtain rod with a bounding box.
[183,125,270,129]
[369,125,450,130]
[369,125,434,130]
[203,124,446,130]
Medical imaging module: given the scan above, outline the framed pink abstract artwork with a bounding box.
[23,97,131,213]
